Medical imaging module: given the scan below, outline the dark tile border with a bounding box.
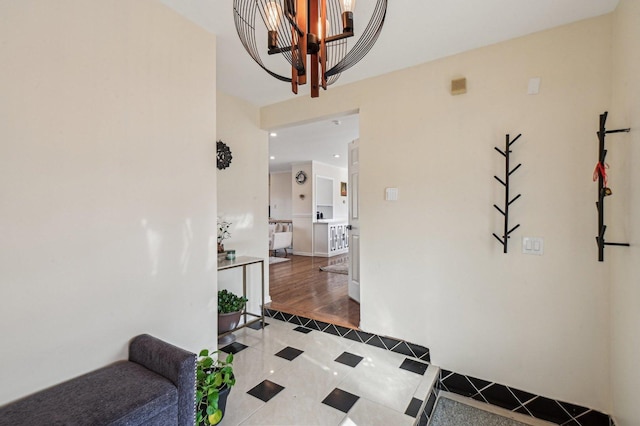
[435,369,615,426]
[417,384,439,426]
[263,308,430,362]
[405,397,423,418]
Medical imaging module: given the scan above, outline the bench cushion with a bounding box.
[0,361,178,426]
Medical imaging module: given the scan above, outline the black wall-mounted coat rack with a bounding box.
[493,134,522,253]
[595,111,630,262]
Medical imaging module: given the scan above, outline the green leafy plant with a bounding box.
[196,349,235,426]
[218,289,248,314]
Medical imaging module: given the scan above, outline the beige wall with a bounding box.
[610,0,640,424]
[269,171,293,220]
[0,0,217,404]
[262,16,614,412]
[217,92,270,311]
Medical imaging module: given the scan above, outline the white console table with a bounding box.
[217,256,265,338]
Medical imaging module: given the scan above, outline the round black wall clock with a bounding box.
[217,140,232,170]
[295,170,307,185]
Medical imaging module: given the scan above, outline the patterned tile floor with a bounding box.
[216,318,438,426]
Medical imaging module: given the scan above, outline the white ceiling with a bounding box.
[159,0,619,172]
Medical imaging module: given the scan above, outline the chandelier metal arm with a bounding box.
[323,32,354,44]
[268,45,294,55]
[326,0,387,77]
[268,30,353,55]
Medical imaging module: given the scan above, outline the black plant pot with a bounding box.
[198,385,231,426]
[217,385,231,421]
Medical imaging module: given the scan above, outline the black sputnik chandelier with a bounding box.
[233,0,387,98]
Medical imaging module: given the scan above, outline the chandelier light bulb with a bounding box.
[264,1,282,32]
[318,18,330,39]
[340,0,355,33]
[341,0,356,13]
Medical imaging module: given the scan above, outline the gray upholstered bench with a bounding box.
[0,334,196,426]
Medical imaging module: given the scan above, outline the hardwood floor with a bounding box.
[267,254,360,329]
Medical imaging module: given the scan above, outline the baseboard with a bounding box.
[428,369,615,426]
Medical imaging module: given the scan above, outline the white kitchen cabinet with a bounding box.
[313,221,349,257]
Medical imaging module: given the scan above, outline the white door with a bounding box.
[348,139,360,303]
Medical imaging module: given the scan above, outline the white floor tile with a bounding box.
[336,365,422,414]
[248,326,308,356]
[218,389,265,426]
[240,387,347,426]
[229,346,291,393]
[346,340,411,368]
[230,332,263,349]
[269,353,355,401]
[340,397,415,426]
[330,342,423,413]
[296,329,356,365]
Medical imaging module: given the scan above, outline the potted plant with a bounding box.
[196,349,236,425]
[218,289,248,344]
[217,218,232,253]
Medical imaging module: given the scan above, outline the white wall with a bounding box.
[262,16,614,412]
[0,0,217,404]
[217,91,270,314]
[610,0,640,424]
[269,171,292,220]
[313,161,349,220]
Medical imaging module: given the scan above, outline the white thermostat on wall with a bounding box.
[385,187,398,201]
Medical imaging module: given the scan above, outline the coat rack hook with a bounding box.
[594,111,631,261]
[493,133,523,253]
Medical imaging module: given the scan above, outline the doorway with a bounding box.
[267,113,360,329]
[268,254,358,328]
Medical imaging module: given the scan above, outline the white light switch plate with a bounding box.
[522,237,544,255]
[385,187,398,201]
[527,77,541,95]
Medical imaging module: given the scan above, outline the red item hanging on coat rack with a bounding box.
[593,161,609,186]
